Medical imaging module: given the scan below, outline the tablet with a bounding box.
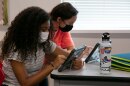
[58,45,86,72]
[85,43,100,63]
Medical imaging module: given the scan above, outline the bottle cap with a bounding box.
[102,32,110,41]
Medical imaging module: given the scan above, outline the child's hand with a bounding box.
[77,46,93,60]
[83,46,93,56]
[72,59,84,70]
[52,55,66,69]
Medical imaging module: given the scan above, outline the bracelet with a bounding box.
[50,62,55,69]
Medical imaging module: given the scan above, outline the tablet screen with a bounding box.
[85,43,100,63]
[58,45,86,72]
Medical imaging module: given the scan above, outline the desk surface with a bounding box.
[51,63,130,82]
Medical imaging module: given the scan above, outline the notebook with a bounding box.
[111,53,130,72]
[112,53,130,62]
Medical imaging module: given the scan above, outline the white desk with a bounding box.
[51,63,130,86]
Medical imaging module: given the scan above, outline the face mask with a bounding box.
[40,32,49,43]
[59,25,73,32]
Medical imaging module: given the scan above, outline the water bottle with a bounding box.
[99,32,112,74]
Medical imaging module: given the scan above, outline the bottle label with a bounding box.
[100,47,112,74]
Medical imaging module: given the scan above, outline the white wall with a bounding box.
[70,31,130,54]
[72,35,130,54]
[8,0,61,24]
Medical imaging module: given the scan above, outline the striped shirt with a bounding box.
[2,41,56,86]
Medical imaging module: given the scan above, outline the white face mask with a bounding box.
[40,32,49,43]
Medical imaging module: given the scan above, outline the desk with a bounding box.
[51,63,130,86]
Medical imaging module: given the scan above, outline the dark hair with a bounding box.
[50,2,78,21]
[1,6,49,60]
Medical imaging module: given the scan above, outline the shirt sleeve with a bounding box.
[7,51,23,62]
[61,32,75,49]
[49,41,57,53]
[44,40,57,54]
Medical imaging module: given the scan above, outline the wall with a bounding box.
[8,0,60,24]
[71,32,130,54]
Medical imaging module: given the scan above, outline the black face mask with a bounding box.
[59,25,73,32]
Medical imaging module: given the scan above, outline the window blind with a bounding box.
[62,0,130,30]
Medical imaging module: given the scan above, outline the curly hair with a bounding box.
[1,6,50,60]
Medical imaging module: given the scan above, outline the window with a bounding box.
[62,0,130,30]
